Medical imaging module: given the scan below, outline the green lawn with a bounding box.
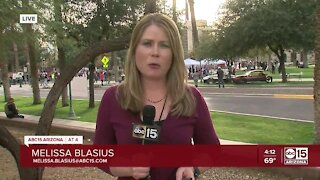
[0,96,100,122]
[0,96,315,144]
[235,66,314,79]
[196,81,313,87]
[212,112,314,144]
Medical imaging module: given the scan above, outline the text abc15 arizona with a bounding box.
[284,147,308,165]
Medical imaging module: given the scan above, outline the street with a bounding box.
[1,77,314,122]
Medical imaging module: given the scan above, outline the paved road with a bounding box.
[1,78,314,122]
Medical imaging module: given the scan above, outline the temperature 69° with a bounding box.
[264,157,276,164]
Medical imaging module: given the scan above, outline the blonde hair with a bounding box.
[117,13,195,117]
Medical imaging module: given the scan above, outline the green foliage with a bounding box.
[197,0,316,59]
[63,0,145,45]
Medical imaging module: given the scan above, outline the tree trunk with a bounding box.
[279,48,288,83]
[301,50,309,68]
[26,40,41,104]
[291,51,297,63]
[88,61,95,108]
[54,0,69,107]
[172,0,177,23]
[0,61,11,102]
[314,0,320,144]
[268,53,272,71]
[112,52,119,84]
[188,0,199,49]
[0,125,38,179]
[268,44,288,82]
[13,42,19,72]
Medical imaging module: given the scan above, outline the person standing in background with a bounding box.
[193,70,200,87]
[217,67,224,88]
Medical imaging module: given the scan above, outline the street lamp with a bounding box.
[68,78,77,119]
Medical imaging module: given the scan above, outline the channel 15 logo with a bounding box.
[132,124,160,141]
[283,147,308,165]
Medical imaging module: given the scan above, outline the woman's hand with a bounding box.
[132,167,150,179]
[176,167,195,180]
[109,167,150,179]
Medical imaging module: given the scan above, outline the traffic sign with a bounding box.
[101,56,109,65]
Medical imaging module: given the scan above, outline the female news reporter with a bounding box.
[94,13,220,180]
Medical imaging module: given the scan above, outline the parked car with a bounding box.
[232,70,272,84]
[203,74,235,84]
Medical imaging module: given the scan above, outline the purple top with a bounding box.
[94,86,220,180]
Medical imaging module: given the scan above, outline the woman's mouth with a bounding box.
[148,63,160,69]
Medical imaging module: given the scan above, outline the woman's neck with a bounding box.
[142,78,167,98]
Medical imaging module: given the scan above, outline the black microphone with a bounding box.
[132,105,160,180]
[132,105,160,144]
[143,105,155,125]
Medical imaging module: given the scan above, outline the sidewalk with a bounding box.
[1,114,319,179]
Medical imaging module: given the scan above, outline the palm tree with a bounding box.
[173,0,177,23]
[187,0,199,49]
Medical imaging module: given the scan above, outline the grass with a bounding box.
[196,81,314,87]
[0,96,315,144]
[235,66,314,79]
[211,112,314,144]
[0,96,100,123]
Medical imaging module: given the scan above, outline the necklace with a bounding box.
[146,95,167,104]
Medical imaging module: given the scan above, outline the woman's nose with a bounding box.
[151,44,160,57]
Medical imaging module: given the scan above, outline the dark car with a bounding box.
[232,70,272,84]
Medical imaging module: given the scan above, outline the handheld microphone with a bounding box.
[132,105,160,144]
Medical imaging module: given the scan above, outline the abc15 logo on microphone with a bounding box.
[132,124,160,141]
[283,147,308,165]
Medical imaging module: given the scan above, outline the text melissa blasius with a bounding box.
[32,149,114,158]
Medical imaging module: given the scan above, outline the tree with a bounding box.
[22,0,41,104]
[187,0,199,49]
[203,0,316,82]
[13,42,19,72]
[314,0,320,143]
[172,0,177,23]
[88,61,95,108]
[0,60,11,102]
[0,1,39,178]
[54,0,69,107]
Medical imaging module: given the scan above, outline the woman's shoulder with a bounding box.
[101,85,118,101]
[187,85,202,98]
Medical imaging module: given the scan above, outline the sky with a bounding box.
[166,0,226,24]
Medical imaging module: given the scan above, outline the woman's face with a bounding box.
[135,24,173,80]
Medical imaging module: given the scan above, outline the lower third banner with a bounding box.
[20,145,320,167]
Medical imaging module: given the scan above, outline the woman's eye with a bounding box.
[160,43,170,48]
[142,41,152,46]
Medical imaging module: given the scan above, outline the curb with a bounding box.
[1,115,319,179]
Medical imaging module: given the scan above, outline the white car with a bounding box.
[203,74,235,84]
